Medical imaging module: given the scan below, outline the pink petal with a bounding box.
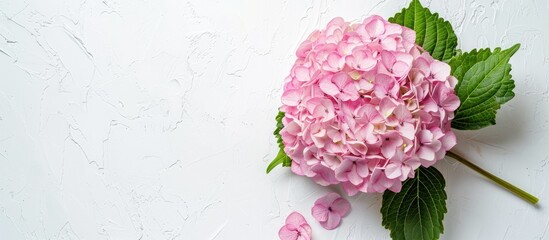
[435,148,447,162]
[402,28,416,44]
[398,122,416,140]
[321,152,342,168]
[392,61,410,77]
[440,131,457,150]
[295,66,310,82]
[381,132,403,159]
[319,76,340,96]
[347,141,368,155]
[422,97,439,113]
[365,18,385,38]
[341,84,359,101]
[426,140,442,153]
[320,211,342,230]
[311,129,327,148]
[311,165,339,186]
[417,147,435,161]
[312,99,335,121]
[374,74,397,98]
[418,130,433,143]
[327,17,345,28]
[358,104,383,123]
[279,225,298,240]
[413,57,431,76]
[332,72,350,89]
[335,160,353,182]
[314,192,340,207]
[381,37,397,51]
[389,180,402,192]
[339,41,357,55]
[380,97,396,118]
[297,225,312,240]
[409,68,425,85]
[385,163,402,179]
[359,58,377,71]
[400,165,412,180]
[442,94,460,111]
[345,55,358,69]
[447,76,458,88]
[346,51,375,71]
[296,41,313,58]
[381,144,397,159]
[430,61,451,80]
[297,234,309,240]
[303,147,319,163]
[342,181,361,196]
[377,173,394,189]
[311,204,329,222]
[363,124,379,144]
[381,51,395,71]
[330,198,351,217]
[347,167,363,185]
[325,53,344,72]
[394,104,412,121]
[384,23,402,35]
[395,53,414,67]
[286,212,308,227]
[284,121,301,135]
[281,90,301,106]
[290,160,304,176]
[356,159,371,177]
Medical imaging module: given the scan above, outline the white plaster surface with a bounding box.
[1,0,549,239]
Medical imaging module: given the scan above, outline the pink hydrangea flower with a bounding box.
[311,193,351,230]
[279,15,459,195]
[279,212,312,240]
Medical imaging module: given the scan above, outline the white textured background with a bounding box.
[1,0,548,239]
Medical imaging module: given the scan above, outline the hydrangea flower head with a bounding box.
[279,16,459,195]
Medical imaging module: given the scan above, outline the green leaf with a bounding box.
[449,44,519,130]
[389,0,458,61]
[266,148,291,174]
[266,112,292,173]
[381,166,447,240]
[273,111,285,149]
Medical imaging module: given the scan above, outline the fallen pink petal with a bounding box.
[311,193,351,230]
[279,212,312,240]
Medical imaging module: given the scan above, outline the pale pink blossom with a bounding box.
[335,156,370,185]
[374,74,399,99]
[346,49,377,71]
[416,129,442,163]
[279,15,459,195]
[380,51,413,78]
[311,193,351,230]
[279,212,312,240]
[319,73,359,101]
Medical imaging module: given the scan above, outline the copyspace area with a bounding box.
[0,0,548,239]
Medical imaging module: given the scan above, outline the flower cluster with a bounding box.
[279,16,459,195]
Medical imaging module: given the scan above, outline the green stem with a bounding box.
[447,151,539,205]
